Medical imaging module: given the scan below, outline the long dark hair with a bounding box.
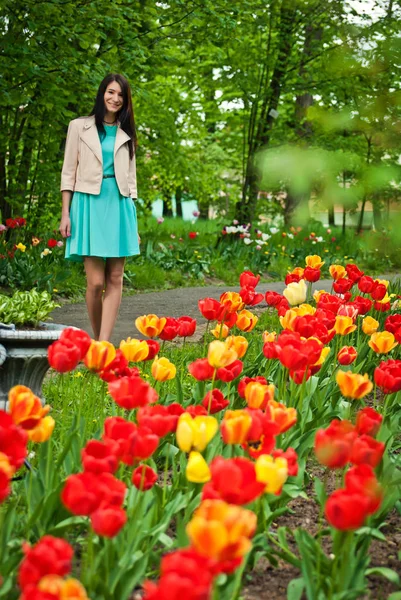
[90,73,137,159]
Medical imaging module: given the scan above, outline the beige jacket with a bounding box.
[60,115,137,198]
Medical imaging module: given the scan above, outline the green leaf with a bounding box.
[365,567,400,586]
[287,578,305,600]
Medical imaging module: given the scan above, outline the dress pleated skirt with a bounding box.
[65,178,140,263]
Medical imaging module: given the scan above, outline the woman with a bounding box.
[59,73,140,342]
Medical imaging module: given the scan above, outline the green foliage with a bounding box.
[0,289,59,326]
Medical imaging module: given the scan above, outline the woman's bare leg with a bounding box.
[84,257,106,340]
[99,257,125,342]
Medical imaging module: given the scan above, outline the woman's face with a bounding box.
[104,81,123,115]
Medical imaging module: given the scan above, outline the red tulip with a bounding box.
[333,278,354,294]
[317,293,342,314]
[18,535,73,589]
[0,411,28,470]
[314,419,357,468]
[202,456,265,505]
[59,327,92,359]
[239,270,260,288]
[350,435,385,468]
[48,338,81,373]
[132,465,158,491]
[98,349,136,382]
[91,505,127,537]
[108,375,158,410]
[143,339,160,361]
[285,273,302,284]
[0,469,10,503]
[159,317,179,341]
[303,266,321,283]
[325,489,370,530]
[345,264,364,283]
[371,283,387,301]
[202,389,229,414]
[177,316,197,337]
[81,439,119,474]
[374,359,401,394]
[186,404,208,417]
[239,286,264,306]
[129,426,159,463]
[216,359,243,382]
[358,276,375,294]
[188,358,215,381]
[137,405,177,437]
[103,416,137,465]
[384,314,401,334]
[355,407,382,437]
[198,298,221,320]
[265,291,284,307]
[61,472,126,516]
[345,464,383,514]
[353,295,372,315]
[374,300,390,312]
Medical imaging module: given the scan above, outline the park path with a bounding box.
[50,279,338,345]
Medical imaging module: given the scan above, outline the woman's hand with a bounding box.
[138,234,141,245]
[59,215,71,238]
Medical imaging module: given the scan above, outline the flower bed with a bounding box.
[0,257,400,599]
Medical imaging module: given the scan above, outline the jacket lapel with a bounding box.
[80,116,103,164]
[114,126,131,156]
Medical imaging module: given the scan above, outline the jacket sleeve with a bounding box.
[128,148,137,199]
[60,120,79,192]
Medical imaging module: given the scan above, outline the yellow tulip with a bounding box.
[368,331,398,354]
[151,356,176,381]
[375,278,389,288]
[305,255,324,269]
[176,413,218,452]
[312,346,330,367]
[334,315,357,336]
[279,309,298,331]
[313,289,327,303]
[16,242,26,252]
[28,416,55,443]
[225,335,248,358]
[186,451,211,483]
[0,452,15,477]
[135,314,167,338]
[262,331,277,343]
[283,279,307,306]
[297,303,316,316]
[211,323,230,339]
[329,264,346,280]
[84,341,116,371]
[119,337,149,362]
[255,455,288,495]
[362,316,379,335]
[207,340,238,368]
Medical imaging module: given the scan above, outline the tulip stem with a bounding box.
[208,369,217,413]
[162,452,169,507]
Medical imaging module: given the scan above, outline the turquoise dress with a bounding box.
[65,125,140,262]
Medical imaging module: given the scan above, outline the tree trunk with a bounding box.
[328,205,335,226]
[175,186,183,218]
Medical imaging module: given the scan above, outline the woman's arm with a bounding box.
[59,191,72,238]
[60,120,79,192]
[127,149,137,199]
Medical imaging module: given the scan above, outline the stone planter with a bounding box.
[0,323,67,409]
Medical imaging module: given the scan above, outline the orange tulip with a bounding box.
[84,341,116,371]
[336,370,373,399]
[151,356,176,381]
[290,266,305,277]
[225,335,248,358]
[221,410,252,444]
[329,264,346,280]
[135,314,167,338]
[362,316,379,335]
[119,338,149,362]
[244,382,275,410]
[236,309,258,332]
[211,323,230,339]
[38,576,89,599]
[207,340,238,368]
[305,255,324,269]
[28,415,55,443]
[334,316,357,336]
[268,400,297,433]
[219,291,244,313]
[368,331,398,354]
[8,385,49,431]
[186,499,257,561]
